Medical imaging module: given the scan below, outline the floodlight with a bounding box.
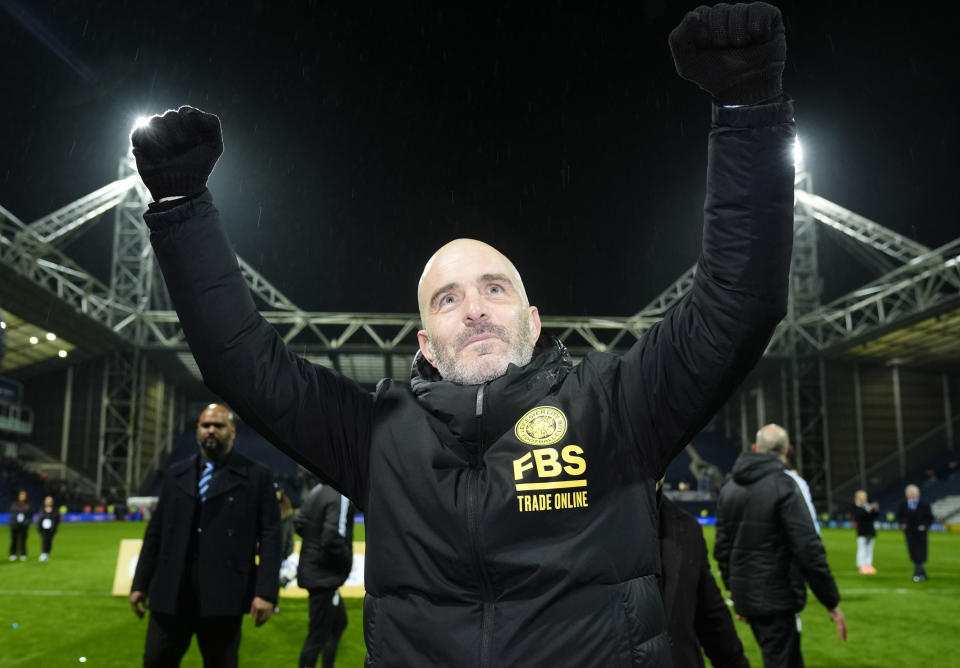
[793,138,804,169]
[133,116,150,132]
[29,336,38,344]
[58,350,68,358]
[46,332,56,341]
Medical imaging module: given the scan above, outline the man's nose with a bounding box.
[463,293,488,321]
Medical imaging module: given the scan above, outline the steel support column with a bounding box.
[818,357,832,512]
[892,365,905,478]
[96,349,140,499]
[60,365,73,469]
[944,373,955,451]
[740,392,749,451]
[854,364,866,491]
[785,168,828,508]
[756,378,766,427]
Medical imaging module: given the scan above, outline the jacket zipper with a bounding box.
[467,383,494,668]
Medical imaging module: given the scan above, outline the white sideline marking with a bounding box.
[727,588,956,602]
[841,587,957,594]
[0,589,112,597]
[4,587,956,597]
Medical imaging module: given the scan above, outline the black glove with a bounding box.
[669,2,785,106]
[130,105,223,201]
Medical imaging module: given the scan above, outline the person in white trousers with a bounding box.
[853,490,879,574]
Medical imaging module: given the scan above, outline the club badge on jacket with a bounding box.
[512,406,589,513]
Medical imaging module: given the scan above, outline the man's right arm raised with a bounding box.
[132,107,372,504]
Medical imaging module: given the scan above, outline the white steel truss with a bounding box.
[4,169,957,362]
[3,158,959,503]
[1,203,134,326]
[795,190,931,263]
[791,238,960,353]
[25,175,141,245]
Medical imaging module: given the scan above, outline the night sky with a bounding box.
[2,1,957,319]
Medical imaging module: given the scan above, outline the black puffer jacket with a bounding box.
[146,98,796,667]
[714,452,840,619]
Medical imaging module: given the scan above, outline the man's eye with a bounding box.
[440,295,456,305]
[488,284,504,294]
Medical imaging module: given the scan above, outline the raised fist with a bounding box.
[669,2,786,105]
[130,106,223,201]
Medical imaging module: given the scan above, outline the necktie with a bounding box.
[198,461,214,502]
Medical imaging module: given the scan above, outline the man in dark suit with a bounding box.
[897,484,934,582]
[130,403,283,668]
[658,479,750,668]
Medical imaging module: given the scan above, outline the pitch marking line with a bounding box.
[0,589,113,597]
[841,587,958,594]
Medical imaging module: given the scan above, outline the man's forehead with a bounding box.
[422,239,513,276]
[418,239,523,300]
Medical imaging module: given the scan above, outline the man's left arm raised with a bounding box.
[617,2,795,478]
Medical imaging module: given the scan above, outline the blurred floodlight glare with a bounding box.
[133,116,150,132]
[793,138,804,169]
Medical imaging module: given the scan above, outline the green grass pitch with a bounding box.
[1,520,957,666]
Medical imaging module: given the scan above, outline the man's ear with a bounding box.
[417,330,436,366]
[750,443,758,452]
[528,306,542,340]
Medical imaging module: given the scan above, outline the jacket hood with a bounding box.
[408,334,571,450]
[731,451,787,486]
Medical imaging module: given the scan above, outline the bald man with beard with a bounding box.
[130,5,797,664]
[416,238,541,386]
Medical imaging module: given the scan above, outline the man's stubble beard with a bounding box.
[429,310,536,385]
[199,435,231,461]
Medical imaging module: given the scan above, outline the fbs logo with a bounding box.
[512,406,589,513]
[515,406,567,447]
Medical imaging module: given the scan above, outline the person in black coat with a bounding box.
[896,484,934,582]
[37,495,61,562]
[295,482,356,668]
[715,424,846,668]
[658,481,750,668]
[8,488,30,561]
[130,404,283,668]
